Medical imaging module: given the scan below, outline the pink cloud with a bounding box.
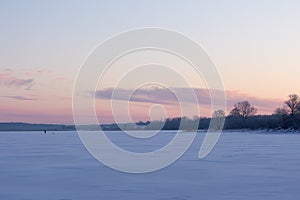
[0,68,34,89]
[5,78,34,88]
[23,69,50,77]
[1,95,37,101]
[94,87,284,116]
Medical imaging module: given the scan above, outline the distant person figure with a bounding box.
[44,130,47,134]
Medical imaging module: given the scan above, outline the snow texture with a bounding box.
[0,131,300,200]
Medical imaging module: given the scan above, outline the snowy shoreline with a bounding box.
[1,129,300,134]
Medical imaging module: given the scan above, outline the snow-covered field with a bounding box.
[1,130,300,200]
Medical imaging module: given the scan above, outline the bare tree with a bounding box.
[274,94,300,129]
[229,101,257,118]
[212,109,225,118]
[284,94,300,116]
[274,107,289,117]
[211,110,226,130]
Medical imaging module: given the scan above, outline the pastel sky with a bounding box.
[1,0,299,124]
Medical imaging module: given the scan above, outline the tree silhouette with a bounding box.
[212,110,225,118]
[229,101,257,118]
[274,94,300,129]
[211,110,225,130]
[284,94,300,116]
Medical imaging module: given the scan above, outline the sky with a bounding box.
[0,0,300,124]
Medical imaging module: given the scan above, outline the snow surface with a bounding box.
[1,130,300,200]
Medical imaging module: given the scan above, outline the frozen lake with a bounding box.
[1,130,300,200]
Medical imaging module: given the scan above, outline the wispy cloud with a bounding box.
[0,68,34,89]
[94,87,283,114]
[95,87,222,105]
[2,95,37,101]
[95,87,179,105]
[5,78,34,88]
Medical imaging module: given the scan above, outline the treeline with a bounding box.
[1,94,300,131]
[139,94,300,131]
[0,123,75,131]
[139,115,280,131]
[224,94,300,130]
